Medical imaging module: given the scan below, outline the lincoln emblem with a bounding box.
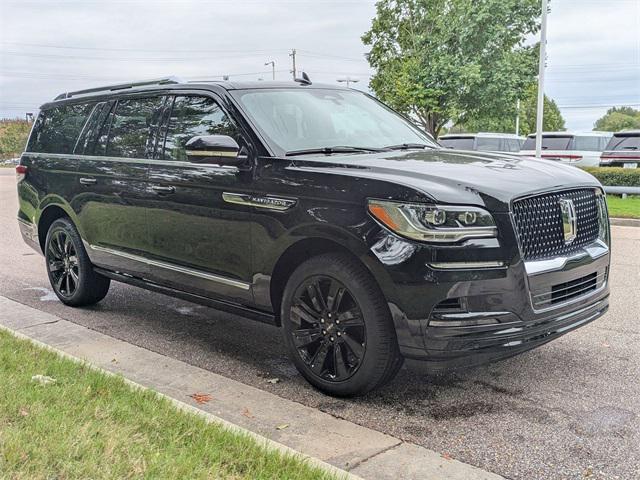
[559,198,577,244]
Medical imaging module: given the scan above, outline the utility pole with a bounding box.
[535,0,549,158]
[289,49,297,80]
[515,99,521,136]
[264,61,275,80]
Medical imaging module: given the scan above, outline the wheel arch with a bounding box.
[37,200,78,253]
[268,236,389,325]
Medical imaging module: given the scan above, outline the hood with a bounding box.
[290,148,601,211]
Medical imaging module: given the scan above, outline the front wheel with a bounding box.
[281,253,403,396]
[45,217,110,307]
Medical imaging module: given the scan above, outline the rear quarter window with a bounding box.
[475,137,502,152]
[27,103,94,154]
[573,136,607,152]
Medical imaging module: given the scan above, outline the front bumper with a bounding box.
[366,219,611,371]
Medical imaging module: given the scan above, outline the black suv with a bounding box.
[17,77,611,396]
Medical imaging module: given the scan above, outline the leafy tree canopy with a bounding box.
[594,107,640,132]
[0,119,32,159]
[456,83,565,136]
[362,0,541,137]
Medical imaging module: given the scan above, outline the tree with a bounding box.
[456,83,565,135]
[362,0,541,137]
[594,107,640,132]
[0,119,32,159]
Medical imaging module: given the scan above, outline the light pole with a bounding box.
[264,61,276,80]
[535,0,549,158]
[337,77,359,88]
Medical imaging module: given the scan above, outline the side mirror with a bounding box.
[184,135,245,165]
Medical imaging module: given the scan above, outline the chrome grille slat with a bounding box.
[532,272,607,299]
[531,269,607,309]
[512,189,599,261]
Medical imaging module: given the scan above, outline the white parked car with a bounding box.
[519,132,612,167]
[439,132,524,153]
[600,130,640,168]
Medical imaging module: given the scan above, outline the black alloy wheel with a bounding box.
[289,276,366,382]
[46,229,80,298]
[44,217,110,306]
[281,253,403,396]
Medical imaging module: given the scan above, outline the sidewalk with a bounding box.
[0,295,503,480]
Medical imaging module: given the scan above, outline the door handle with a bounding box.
[151,185,176,194]
[79,177,97,185]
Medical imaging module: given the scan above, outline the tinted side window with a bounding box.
[476,137,501,152]
[76,101,114,155]
[573,136,605,152]
[27,103,94,154]
[505,139,521,152]
[107,97,166,159]
[163,96,239,161]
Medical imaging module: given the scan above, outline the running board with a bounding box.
[94,268,277,326]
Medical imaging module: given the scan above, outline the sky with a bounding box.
[0,0,638,132]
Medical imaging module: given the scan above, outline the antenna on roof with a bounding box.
[294,72,312,86]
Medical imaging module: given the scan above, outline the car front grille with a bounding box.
[512,188,599,261]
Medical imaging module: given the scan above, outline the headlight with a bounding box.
[368,199,497,243]
[595,190,610,246]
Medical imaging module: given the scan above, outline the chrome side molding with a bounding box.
[222,192,297,211]
[89,245,251,290]
[428,261,505,270]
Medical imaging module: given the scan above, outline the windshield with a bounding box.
[232,88,437,154]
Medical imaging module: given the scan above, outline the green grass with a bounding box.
[0,330,335,480]
[607,194,640,219]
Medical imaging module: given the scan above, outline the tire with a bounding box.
[44,217,110,307]
[281,253,403,396]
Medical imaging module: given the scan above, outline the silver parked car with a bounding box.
[438,133,524,153]
[519,132,612,167]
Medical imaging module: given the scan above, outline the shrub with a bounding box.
[581,167,640,187]
[0,119,31,159]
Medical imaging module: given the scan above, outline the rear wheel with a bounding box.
[281,253,403,396]
[45,217,110,306]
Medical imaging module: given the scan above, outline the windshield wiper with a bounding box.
[285,146,388,156]
[384,143,435,151]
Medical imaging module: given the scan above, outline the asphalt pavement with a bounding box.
[1,168,638,480]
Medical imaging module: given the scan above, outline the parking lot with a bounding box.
[1,168,638,480]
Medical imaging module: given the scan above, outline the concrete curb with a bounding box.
[0,295,504,480]
[0,317,358,480]
[611,217,640,228]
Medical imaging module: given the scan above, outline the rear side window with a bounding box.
[76,101,114,155]
[573,136,607,152]
[162,95,239,161]
[522,136,572,151]
[475,137,502,152]
[27,103,94,154]
[106,96,166,159]
[605,134,640,151]
[439,137,475,150]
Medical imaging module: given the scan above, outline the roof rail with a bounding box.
[54,76,183,101]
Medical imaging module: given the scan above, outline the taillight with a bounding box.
[16,165,27,182]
